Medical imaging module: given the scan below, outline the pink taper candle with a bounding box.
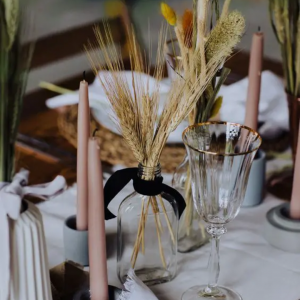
[88,134,109,300]
[77,74,90,230]
[244,28,264,131]
[291,111,300,219]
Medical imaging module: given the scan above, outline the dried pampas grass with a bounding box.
[205,10,245,64]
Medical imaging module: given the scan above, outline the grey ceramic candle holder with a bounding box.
[73,286,122,300]
[264,203,300,253]
[63,215,89,266]
[242,149,266,207]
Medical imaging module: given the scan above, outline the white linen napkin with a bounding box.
[0,169,66,300]
[118,269,159,300]
[219,70,289,138]
[45,71,170,110]
[45,71,184,143]
[46,70,288,142]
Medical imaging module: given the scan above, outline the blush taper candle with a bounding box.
[244,28,264,131]
[291,108,300,219]
[88,133,109,300]
[76,74,90,230]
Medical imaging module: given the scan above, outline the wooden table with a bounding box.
[18,51,283,186]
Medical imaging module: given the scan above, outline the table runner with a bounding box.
[38,171,300,300]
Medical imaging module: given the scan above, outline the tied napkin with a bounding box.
[118,269,158,300]
[46,70,288,142]
[0,169,66,300]
[45,71,184,143]
[219,70,289,138]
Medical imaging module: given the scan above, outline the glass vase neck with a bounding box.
[138,164,161,181]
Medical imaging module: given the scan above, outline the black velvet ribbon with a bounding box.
[104,168,185,220]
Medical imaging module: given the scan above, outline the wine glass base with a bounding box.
[181,285,242,300]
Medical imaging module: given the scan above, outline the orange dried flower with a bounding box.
[182,9,193,48]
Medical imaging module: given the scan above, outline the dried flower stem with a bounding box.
[158,195,175,244]
[175,24,189,75]
[220,0,232,20]
[184,167,193,236]
[131,198,145,265]
[196,0,209,80]
[152,198,167,268]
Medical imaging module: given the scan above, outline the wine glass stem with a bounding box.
[207,235,220,290]
[205,225,226,294]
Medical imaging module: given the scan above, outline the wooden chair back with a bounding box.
[23,1,132,117]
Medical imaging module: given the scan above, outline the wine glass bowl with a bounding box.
[182,122,261,300]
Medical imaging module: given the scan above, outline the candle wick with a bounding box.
[258,26,261,32]
[93,128,99,137]
[83,71,86,81]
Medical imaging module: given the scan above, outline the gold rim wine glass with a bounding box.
[182,122,262,300]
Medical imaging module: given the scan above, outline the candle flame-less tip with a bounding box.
[258,26,261,32]
[83,71,86,81]
[93,128,99,137]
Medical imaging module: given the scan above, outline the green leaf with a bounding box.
[210,96,223,118]
[202,67,230,121]
[3,0,19,50]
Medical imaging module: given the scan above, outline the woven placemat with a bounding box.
[58,105,185,173]
[58,105,290,174]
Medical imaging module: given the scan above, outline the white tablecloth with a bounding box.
[38,170,300,300]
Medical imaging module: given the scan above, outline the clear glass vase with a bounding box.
[117,164,179,286]
[172,155,209,253]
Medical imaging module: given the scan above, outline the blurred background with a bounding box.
[25,0,279,94]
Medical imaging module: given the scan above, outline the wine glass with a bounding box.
[182,122,262,300]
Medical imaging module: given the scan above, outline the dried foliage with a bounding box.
[160,2,176,26]
[162,0,245,123]
[161,0,245,239]
[182,9,193,48]
[205,10,245,64]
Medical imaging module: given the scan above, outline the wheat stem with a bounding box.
[131,197,151,267]
[131,198,145,265]
[184,169,193,236]
[158,195,175,245]
[151,198,167,269]
[142,198,151,254]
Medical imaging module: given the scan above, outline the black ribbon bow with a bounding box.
[104,168,186,220]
